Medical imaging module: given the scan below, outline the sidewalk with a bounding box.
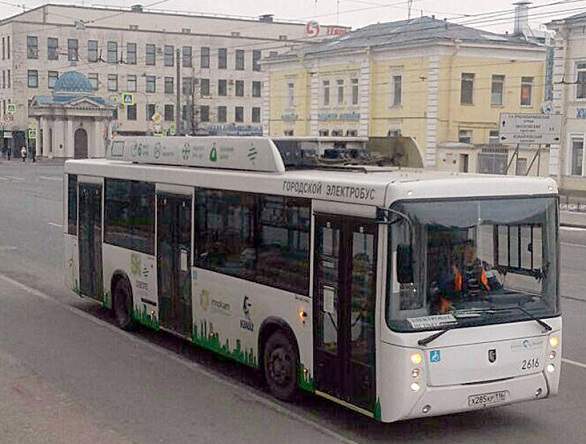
[560,211,586,228]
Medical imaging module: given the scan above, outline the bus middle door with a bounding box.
[314,215,377,414]
[157,193,192,337]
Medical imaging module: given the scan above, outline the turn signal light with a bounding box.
[411,353,422,365]
[549,336,559,347]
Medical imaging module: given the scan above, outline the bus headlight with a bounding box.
[411,353,422,365]
[410,382,421,392]
[546,364,556,373]
[411,368,421,378]
[549,351,556,360]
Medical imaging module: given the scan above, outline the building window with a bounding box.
[218,106,227,122]
[108,74,118,91]
[200,78,210,96]
[478,147,508,174]
[127,43,137,65]
[252,107,260,123]
[391,75,402,107]
[164,104,174,122]
[235,49,245,70]
[235,80,244,97]
[253,50,261,71]
[27,70,38,88]
[351,78,359,105]
[88,73,98,90]
[461,73,474,105]
[218,79,227,96]
[489,130,500,144]
[146,75,156,93]
[571,137,584,176]
[27,36,38,59]
[252,80,261,98]
[201,47,210,68]
[107,41,118,63]
[164,45,174,66]
[127,75,137,92]
[200,105,209,122]
[218,48,227,69]
[48,71,59,89]
[127,104,137,121]
[6,70,9,88]
[458,129,472,144]
[112,108,118,120]
[68,39,78,61]
[87,40,98,62]
[491,75,505,106]
[322,80,330,107]
[147,104,156,120]
[521,77,533,106]
[146,44,156,66]
[235,106,244,122]
[182,77,193,95]
[337,79,344,106]
[515,158,528,176]
[48,37,59,61]
[182,46,192,67]
[286,81,295,108]
[164,77,174,94]
[576,63,586,100]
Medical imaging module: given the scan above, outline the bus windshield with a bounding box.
[386,196,559,332]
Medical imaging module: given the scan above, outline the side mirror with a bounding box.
[396,244,413,284]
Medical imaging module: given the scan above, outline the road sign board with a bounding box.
[27,129,37,140]
[121,93,134,106]
[6,104,16,114]
[151,112,163,124]
[499,113,562,145]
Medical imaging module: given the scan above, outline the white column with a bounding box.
[94,119,102,157]
[67,118,73,158]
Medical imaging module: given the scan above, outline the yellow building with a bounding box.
[264,16,550,175]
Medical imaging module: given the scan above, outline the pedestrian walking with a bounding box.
[20,146,26,162]
[6,147,11,160]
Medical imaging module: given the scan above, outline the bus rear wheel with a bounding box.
[113,278,135,331]
[264,331,299,401]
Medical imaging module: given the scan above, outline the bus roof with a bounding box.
[66,156,558,208]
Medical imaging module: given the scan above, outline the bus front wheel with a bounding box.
[264,331,299,401]
[113,278,135,331]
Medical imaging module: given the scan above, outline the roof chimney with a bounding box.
[131,4,144,13]
[259,14,274,23]
[513,1,531,36]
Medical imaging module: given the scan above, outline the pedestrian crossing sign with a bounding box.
[121,93,134,106]
[7,104,16,114]
[28,129,37,140]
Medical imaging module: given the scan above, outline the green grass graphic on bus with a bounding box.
[132,304,160,330]
[193,320,256,367]
[298,364,314,392]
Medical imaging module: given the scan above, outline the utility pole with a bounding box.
[175,48,181,136]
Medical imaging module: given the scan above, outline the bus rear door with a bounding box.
[78,182,103,301]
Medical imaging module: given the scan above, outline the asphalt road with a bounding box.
[1,160,586,443]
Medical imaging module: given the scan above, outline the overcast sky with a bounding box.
[4,0,586,32]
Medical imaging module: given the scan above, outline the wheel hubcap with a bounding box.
[269,348,291,386]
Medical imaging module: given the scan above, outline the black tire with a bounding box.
[264,330,299,401]
[113,278,135,331]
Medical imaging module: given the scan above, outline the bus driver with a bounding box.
[436,239,502,313]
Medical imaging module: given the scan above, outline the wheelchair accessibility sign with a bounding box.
[429,350,441,363]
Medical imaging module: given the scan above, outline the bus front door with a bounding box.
[314,215,377,414]
[157,194,192,336]
[78,183,103,301]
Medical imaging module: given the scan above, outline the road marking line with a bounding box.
[4,175,25,181]
[0,273,360,444]
[48,222,62,228]
[39,176,62,181]
[560,226,586,232]
[0,176,8,181]
[562,358,586,370]
[561,242,586,249]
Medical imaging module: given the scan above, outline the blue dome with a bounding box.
[53,71,94,93]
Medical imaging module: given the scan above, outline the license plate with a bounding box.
[468,390,509,407]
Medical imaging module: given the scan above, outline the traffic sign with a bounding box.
[151,112,163,124]
[3,114,12,122]
[27,129,37,140]
[121,93,134,106]
[499,113,562,145]
[6,104,16,114]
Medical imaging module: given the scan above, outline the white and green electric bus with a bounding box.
[64,136,561,422]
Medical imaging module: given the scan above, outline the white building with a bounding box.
[0,4,337,157]
[548,12,586,196]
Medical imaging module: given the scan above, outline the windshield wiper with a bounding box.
[480,306,552,332]
[418,324,457,346]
